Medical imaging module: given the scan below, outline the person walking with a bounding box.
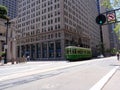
[116,52,120,61]
[0,56,1,65]
[27,55,30,61]
[23,55,27,63]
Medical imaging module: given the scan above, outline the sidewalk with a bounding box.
[0,60,67,67]
[102,64,120,90]
[1,57,120,90]
[0,61,27,66]
[0,62,15,66]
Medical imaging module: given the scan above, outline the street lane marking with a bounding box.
[0,63,54,76]
[0,60,98,81]
[0,57,111,82]
[90,66,119,90]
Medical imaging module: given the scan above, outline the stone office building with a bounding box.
[0,18,6,53]
[16,0,100,60]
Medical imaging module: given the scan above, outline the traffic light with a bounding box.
[96,14,106,25]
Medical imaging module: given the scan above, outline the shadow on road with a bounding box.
[110,64,120,67]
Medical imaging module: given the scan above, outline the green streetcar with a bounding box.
[65,46,92,61]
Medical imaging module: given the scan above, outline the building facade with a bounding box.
[0,0,17,19]
[108,24,120,51]
[16,0,100,60]
[0,18,6,54]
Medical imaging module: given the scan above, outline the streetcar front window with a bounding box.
[69,49,71,54]
[66,49,69,54]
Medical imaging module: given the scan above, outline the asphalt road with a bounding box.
[0,56,119,90]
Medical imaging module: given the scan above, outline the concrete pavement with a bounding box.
[90,60,120,90]
[1,57,120,90]
[102,61,120,90]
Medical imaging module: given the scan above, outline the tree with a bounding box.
[101,0,120,8]
[101,0,112,8]
[0,5,9,20]
[114,23,120,38]
[0,5,9,64]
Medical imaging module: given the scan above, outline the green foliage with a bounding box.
[0,52,5,57]
[111,48,117,54]
[0,5,9,20]
[101,0,120,8]
[112,0,120,7]
[0,14,9,20]
[105,48,117,55]
[114,23,120,33]
[0,5,7,15]
[101,0,112,8]
[114,23,120,40]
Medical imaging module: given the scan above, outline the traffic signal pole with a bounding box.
[100,25,105,56]
[96,14,106,56]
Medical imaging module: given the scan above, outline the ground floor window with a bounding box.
[31,44,35,59]
[56,40,61,57]
[21,45,25,57]
[49,42,54,58]
[17,40,63,59]
[42,43,47,58]
[17,46,20,57]
[36,43,41,58]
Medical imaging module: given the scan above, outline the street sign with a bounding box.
[106,11,116,23]
[96,8,120,25]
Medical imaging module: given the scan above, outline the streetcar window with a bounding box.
[68,49,70,54]
[87,51,90,54]
[72,49,74,54]
[82,50,84,54]
[69,49,71,54]
[84,51,86,54]
[66,49,69,54]
[71,49,76,54]
[75,49,76,54]
[81,50,83,54]
[79,50,82,54]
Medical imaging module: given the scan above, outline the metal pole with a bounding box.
[100,25,105,56]
[4,20,9,64]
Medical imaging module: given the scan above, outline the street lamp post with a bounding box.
[4,19,11,64]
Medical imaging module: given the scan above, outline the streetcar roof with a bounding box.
[65,46,91,50]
